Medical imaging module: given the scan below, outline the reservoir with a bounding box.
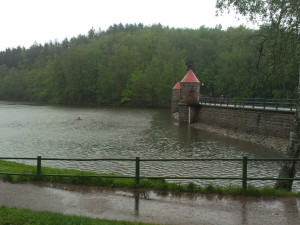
[0,101,299,190]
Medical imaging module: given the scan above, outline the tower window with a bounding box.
[188,91,194,103]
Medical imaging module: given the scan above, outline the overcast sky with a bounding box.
[0,0,255,51]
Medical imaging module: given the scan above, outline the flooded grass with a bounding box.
[1,160,299,197]
[0,206,156,225]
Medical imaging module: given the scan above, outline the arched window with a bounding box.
[188,91,194,103]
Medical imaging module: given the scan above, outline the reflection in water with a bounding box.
[134,192,139,216]
[133,190,150,216]
[241,200,247,225]
[283,197,300,224]
[0,101,299,190]
[130,189,300,225]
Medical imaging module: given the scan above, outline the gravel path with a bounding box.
[1,180,300,225]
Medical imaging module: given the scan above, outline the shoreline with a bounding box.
[173,112,288,154]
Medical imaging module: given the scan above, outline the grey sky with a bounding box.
[0,0,254,51]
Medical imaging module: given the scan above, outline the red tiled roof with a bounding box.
[172,82,180,89]
[180,70,200,83]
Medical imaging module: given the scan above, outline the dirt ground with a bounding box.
[0,180,300,225]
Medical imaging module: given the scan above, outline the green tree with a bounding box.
[216,0,300,190]
[45,56,66,104]
[0,68,25,100]
[1,22,298,108]
[121,70,153,106]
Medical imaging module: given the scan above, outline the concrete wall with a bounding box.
[178,104,199,125]
[197,105,295,138]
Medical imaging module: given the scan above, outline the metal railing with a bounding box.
[199,97,298,111]
[0,156,300,190]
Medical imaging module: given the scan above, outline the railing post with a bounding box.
[290,99,293,111]
[135,157,140,186]
[242,156,248,191]
[263,99,266,109]
[252,99,255,108]
[37,156,42,176]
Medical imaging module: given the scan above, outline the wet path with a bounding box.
[0,181,300,225]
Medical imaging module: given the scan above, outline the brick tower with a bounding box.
[179,69,200,104]
[178,70,200,124]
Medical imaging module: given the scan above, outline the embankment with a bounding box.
[173,110,291,153]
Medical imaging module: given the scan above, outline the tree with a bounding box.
[121,70,153,106]
[216,0,300,190]
[0,68,25,100]
[216,0,300,27]
[46,56,66,104]
[0,22,298,108]
[275,59,300,190]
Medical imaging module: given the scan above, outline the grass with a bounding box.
[0,159,299,197]
[0,159,138,188]
[0,206,157,225]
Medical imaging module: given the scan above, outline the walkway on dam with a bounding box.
[199,101,297,112]
[1,180,300,225]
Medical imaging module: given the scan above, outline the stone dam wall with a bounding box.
[196,105,295,139]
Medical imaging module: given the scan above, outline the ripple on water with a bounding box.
[0,102,298,190]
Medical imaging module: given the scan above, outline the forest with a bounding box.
[0,22,299,107]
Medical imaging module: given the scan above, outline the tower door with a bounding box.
[188,91,194,103]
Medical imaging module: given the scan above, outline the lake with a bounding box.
[0,101,299,190]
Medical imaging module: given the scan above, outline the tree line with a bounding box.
[0,23,299,106]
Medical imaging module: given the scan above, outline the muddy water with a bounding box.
[0,101,299,189]
[0,181,300,225]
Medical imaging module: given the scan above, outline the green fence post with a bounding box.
[37,156,42,176]
[135,157,140,186]
[242,156,248,190]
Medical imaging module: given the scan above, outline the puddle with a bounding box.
[1,181,300,225]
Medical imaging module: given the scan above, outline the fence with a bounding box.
[1,156,300,190]
[199,97,298,111]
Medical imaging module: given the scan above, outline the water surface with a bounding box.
[0,101,298,189]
